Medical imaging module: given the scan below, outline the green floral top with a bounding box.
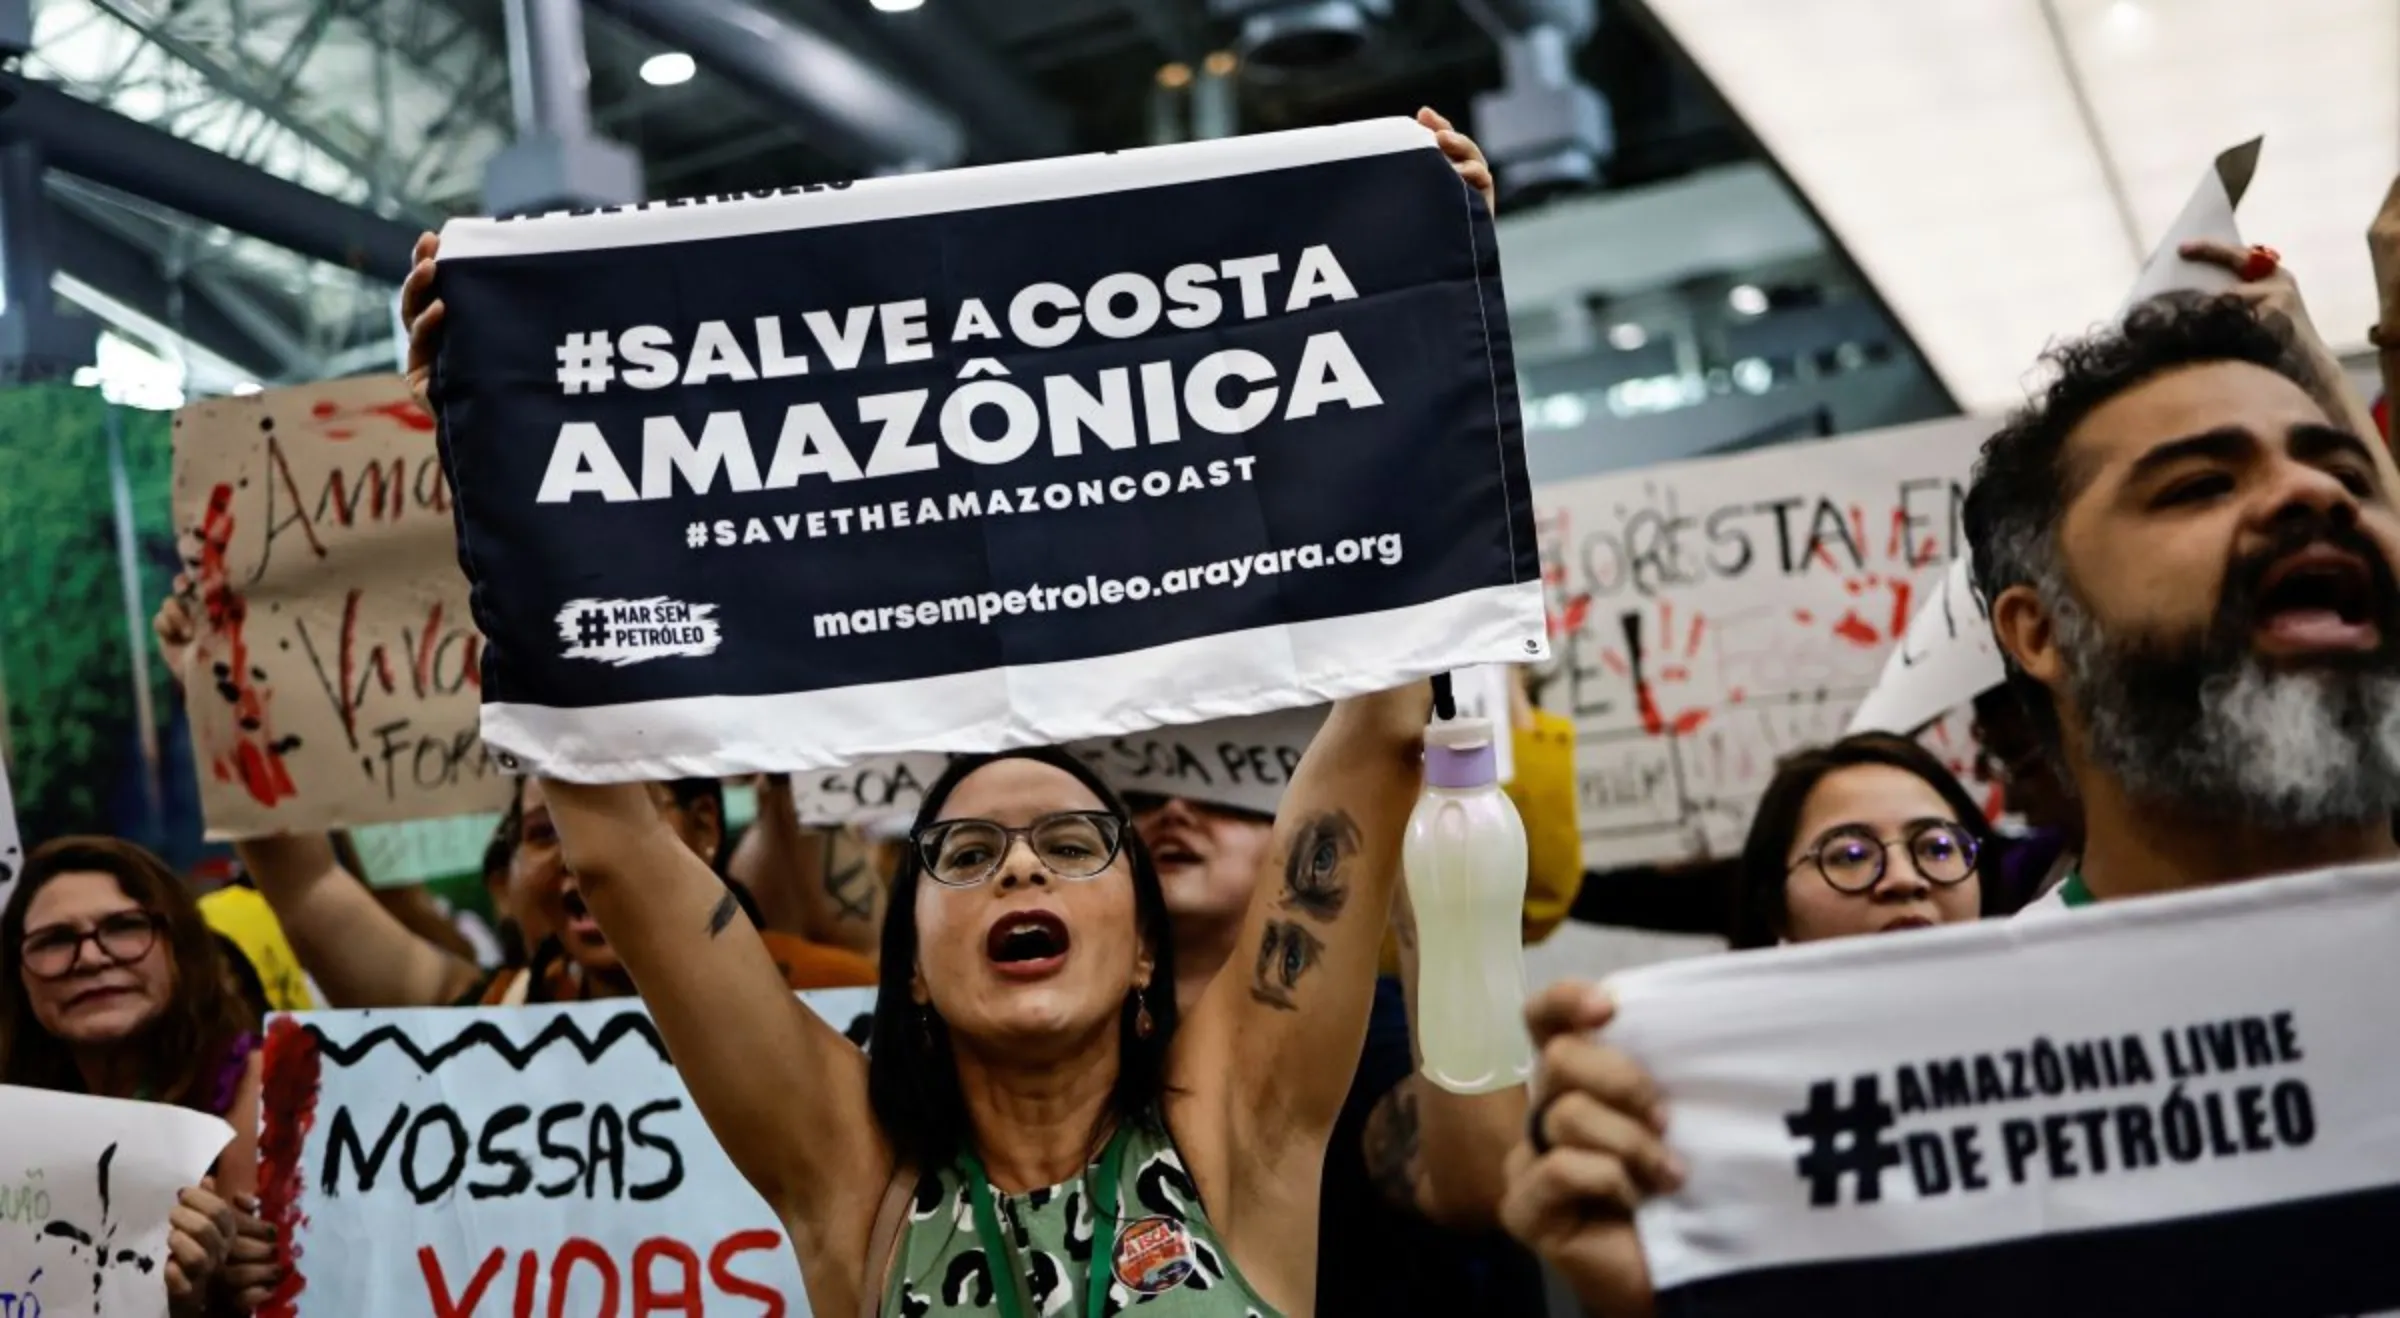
[883,1115,1281,1318]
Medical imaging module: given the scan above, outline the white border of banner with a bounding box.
[485,585,1544,781]
[438,119,1433,260]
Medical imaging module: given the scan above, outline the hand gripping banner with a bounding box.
[432,118,1546,780]
[1604,863,2400,1316]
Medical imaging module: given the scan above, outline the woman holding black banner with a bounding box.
[399,108,1497,1318]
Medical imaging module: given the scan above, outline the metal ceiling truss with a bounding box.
[20,0,516,383]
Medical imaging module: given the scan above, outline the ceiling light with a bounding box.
[870,0,926,11]
[1727,284,1768,316]
[640,52,696,86]
[1607,322,1649,350]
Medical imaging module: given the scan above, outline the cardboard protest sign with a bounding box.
[0,1087,234,1318]
[1609,861,2400,1314]
[256,991,876,1318]
[432,117,1546,782]
[2120,137,2262,315]
[1534,415,1994,869]
[792,754,950,828]
[1068,705,1327,817]
[170,376,513,840]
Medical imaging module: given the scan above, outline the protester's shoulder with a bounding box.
[760,931,878,989]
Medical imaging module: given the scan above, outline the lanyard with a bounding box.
[962,1126,1126,1318]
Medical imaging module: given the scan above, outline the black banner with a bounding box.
[433,121,1544,778]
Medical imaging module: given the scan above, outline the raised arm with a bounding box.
[538,779,887,1288]
[726,776,884,957]
[234,833,481,1008]
[1179,682,1430,1169]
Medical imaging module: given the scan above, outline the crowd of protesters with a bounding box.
[9,112,2400,1318]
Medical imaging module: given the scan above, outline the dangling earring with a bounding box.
[917,1004,938,1051]
[1134,991,1155,1040]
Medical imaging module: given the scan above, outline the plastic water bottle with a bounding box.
[1404,717,1534,1094]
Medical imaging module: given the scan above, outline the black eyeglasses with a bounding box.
[20,910,164,980]
[1789,821,1978,895]
[913,811,1126,888]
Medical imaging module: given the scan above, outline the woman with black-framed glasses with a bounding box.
[527,680,1434,1318]
[1730,732,1993,947]
[2,836,280,1313]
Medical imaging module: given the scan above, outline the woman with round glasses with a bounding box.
[1732,732,1990,947]
[523,682,1429,1317]
[2,836,278,1312]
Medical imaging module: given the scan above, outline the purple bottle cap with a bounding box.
[1425,717,1498,789]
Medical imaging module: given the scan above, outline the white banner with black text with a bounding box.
[1602,863,2400,1316]
[256,992,877,1317]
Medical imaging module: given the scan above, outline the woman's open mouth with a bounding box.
[559,887,607,943]
[985,910,1071,979]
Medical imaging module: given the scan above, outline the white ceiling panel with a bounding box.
[1646,0,2400,413]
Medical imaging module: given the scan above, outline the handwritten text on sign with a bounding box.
[171,375,513,839]
[257,992,876,1318]
[0,1086,233,1318]
[1533,416,1997,869]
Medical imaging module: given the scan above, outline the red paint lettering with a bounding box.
[194,484,299,807]
[549,1238,619,1318]
[373,399,436,431]
[513,1248,539,1318]
[632,1238,704,1315]
[411,602,449,695]
[339,588,400,742]
[708,1231,788,1317]
[422,1245,506,1318]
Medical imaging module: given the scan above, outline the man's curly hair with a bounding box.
[1961,294,2328,744]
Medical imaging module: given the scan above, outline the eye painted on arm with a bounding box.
[1249,918,1326,1011]
[1279,810,1360,921]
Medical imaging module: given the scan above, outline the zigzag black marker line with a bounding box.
[307,1009,669,1073]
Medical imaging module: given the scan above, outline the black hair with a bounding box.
[1962,294,2325,748]
[866,746,1179,1176]
[214,932,272,1023]
[1731,732,1991,949]
[2,838,257,1111]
